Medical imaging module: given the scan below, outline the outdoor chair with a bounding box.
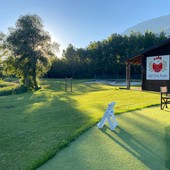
[160,86,170,110]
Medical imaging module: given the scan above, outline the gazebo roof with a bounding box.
[125,38,170,65]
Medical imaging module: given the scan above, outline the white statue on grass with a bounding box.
[97,102,118,130]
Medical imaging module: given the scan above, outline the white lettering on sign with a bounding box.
[146,55,169,80]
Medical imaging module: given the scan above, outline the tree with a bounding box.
[0,32,8,79]
[6,14,59,89]
[63,44,77,77]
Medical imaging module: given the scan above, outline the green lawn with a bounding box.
[38,106,170,170]
[0,79,160,170]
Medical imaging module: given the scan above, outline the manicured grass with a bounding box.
[38,106,170,170]
[165,126,170,168]
[0,79,160,170]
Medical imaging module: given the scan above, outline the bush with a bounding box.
[13,85,28,94]
[0,81,28,96]
[0,80,16,88]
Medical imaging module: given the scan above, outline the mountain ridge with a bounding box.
[122,14,170,36]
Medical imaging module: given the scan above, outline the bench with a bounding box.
[160,86,170,110]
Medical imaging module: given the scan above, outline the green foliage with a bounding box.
[0,79,160,170]
[1,17,168,81]
[62,44,78,77]
[0,80,27,96]
[4,14,59,89]
[0,80,16,87]
[0,32,7,78]
[49,32,168,79]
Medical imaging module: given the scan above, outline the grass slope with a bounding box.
[38,106,170,170]
[0,79,160,170]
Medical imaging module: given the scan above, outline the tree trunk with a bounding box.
[32,60,38,89]
[23,77,29,88]
[33,75,38,89]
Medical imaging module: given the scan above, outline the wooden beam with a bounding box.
[126,63,131,90]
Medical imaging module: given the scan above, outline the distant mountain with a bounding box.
[122,14,170,36]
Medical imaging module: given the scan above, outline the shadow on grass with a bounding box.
[0,88,98,170]
[0,79,161,170]
[165,126,170,169]
[40,79,115,94]
[100,126,159,170]
[26,94,95,170]
[100,109,166,170]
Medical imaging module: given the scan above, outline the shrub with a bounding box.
[0,81,28,96]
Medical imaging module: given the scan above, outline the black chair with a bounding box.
[160,86,170,110]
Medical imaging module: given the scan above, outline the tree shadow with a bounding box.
[100,124,164,170]
[0,79,163,170]
[40,79,115,94]
[0,83,100,170]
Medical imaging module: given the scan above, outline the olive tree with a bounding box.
[6,14,59,89]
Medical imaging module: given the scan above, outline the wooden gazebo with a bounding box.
[125,38,170,92]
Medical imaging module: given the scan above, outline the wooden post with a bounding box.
[70,78,72,92]
[65,78,67,91]
[126,63,131,90]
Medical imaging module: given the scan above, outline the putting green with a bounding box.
[38,106,170,170]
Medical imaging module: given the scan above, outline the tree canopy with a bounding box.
[4,14,59,89]
[0,14,168,83]
[48,31,168,79]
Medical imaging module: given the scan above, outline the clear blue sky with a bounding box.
[1,0,170,55]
